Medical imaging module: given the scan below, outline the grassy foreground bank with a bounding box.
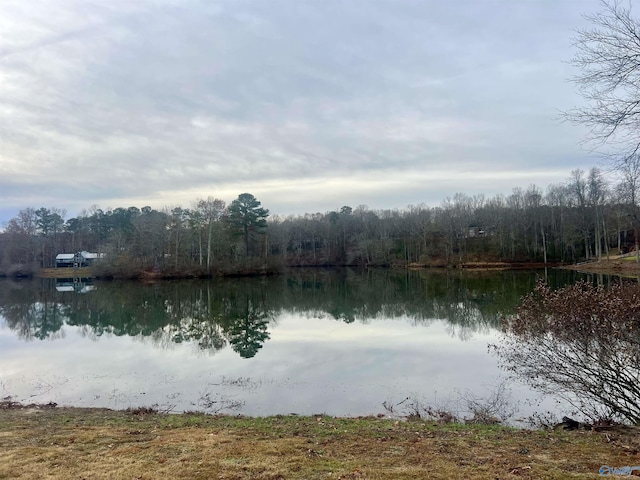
[1,407,639,479]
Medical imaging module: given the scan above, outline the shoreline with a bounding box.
[3,259,640,281]
[1,404,638,479]
[561,257,640,277]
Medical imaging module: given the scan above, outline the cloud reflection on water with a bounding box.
[0,311,499,416]
[0,269,584,418]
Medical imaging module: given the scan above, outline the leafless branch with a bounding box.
[565,1,640,158]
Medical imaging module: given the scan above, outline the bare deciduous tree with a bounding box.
[195,197,226,270]
[567,1,640,157]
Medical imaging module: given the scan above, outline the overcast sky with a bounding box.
[0,0,608,224]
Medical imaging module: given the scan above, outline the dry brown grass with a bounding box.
[1,407,639,479]
[38,267,94,278]
[563,256,640,277]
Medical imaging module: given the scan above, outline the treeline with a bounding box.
[0,168,638,277]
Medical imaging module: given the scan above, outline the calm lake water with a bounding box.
[0,268,609,421]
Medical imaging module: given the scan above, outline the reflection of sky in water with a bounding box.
[0,311,555,420]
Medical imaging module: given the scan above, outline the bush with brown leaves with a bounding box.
[494,279,640,424]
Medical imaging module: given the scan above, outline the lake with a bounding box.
[0,268,606,422]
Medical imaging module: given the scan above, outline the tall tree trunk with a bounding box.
[541,225,547,265]
[207,221,213,270]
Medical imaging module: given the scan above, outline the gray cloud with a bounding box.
[0,0,605,223]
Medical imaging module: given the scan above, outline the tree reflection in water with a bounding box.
[0,269,587,359]
[494,280,640,424]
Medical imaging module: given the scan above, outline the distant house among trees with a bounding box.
[465,226,486,238]
[55,251,104,268]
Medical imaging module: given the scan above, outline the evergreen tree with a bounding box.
[227,193,269,257]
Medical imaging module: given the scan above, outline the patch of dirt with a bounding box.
[563,257,640,276]
[38,267,94,278]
